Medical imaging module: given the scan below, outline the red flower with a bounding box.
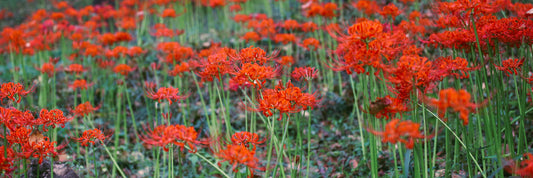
[256,80,318,120]
[300,37,320,50]
[38,109,72,130]
[37,62,56,77]
[321,2,338,18]
[232,63,277,89]
[20,136,59,164]
[145,86,187,105]
[424,88,483,126]
[113,64,135,76]
[300,21,318,32]
[0,146,15,175]
[76,128,107,146]
[0,82,33,103]
[168,62,192,77]
[140,124,202,152]
[273,33,296,44]
[65,64,87,74]
[69,79,91,90]
[215,144,264,178]
[367,119,428,149]
[231,131,266,151]
[6,126,31,145]
[291,66,318,81]
[161,8,177,18]
[348,20,383,43]
[380,3,401,19]
[241,31,261,42]
[276,56,294,67]
[281,19,300,31]
[73,101,99,117]
[495,58,524,77]
[505,153,533,177]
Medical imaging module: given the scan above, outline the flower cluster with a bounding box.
[140,124,203,152]
[257,80,318,120]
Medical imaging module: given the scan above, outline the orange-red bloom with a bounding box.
[76,128,107,146]
[145,86,187,105]
[140,124,202,152]
[291,66,318,81]
[505,153,533,177]
[38,109,72,130]
[231,131,266,151]
[256,80,318,120]
[73,101,99,117]
[495,58,524,77]
[424,88,484,126]
[367,119,428,149]
[215,144,264,178]
[113,64,135,76]
[0,82,33,103]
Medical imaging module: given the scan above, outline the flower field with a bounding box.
[1,0,533,177]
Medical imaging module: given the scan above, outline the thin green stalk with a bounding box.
[421,103,487,178]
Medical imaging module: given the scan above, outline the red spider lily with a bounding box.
[495,58,524,76]
[19,136,59,164]
[232,63,277,89]
[300,21,318,32]
[65,64,87,74]
[423,88,484,126]
[291,67,318,81]
[127,46,145,57]
[197,51,234,82]
[505,153,533,177]
[0,146,15,175]
[36,62,56,77]
[366,96,408,119]
[145,85,187,105]
[367,119,429,149]
[114,32,133,43]
[273,33,296,44]
[140,124,203,152]
[231,131,266,151]
[98,33,116,46]
[151,24,178,38]
[241,31,261,43]
[380,3,401,19]
[352,0,380,16]
[6,126,31,145]
[157,42,194,64]
[281,19,300,31]
[300,37,320,50]
[168,62,192,77]
[0,82,33,104]
[347,20,383,43]
[229,4,242,12]
[215,144,264,178]
[38,109,72,131]
[161,8,177,18]
[321,2,338,18]
[256,80,318,120]
[113,64,135,76]
[69,79,92,90]
[5,107,37,129]
[76,128,107,147]
[228,46,278,65]
[0,27,25,52]
[276,56,294,67]
[433,56,479,79]
[73,101,99,117]
[233,14,252,23]
[117,17,136,30]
